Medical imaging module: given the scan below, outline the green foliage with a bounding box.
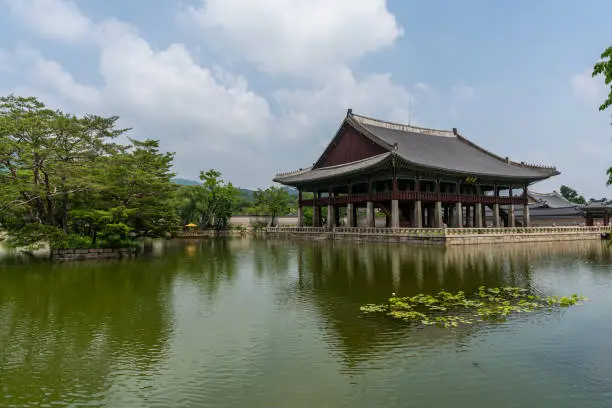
[593,46,612,113]
[176,169,240,229]
[0,94,179,249]
[560,185,586,204]
[250,186,293,226]
[361,287,587,328]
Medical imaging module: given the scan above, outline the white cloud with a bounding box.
[571,68,607,107]
[188,0,403,76]
[3,2,273,153]
[5,0,91,42]
[274,67,413,137]
[3,0,449,186]
[94,20,272,144]
[12,47,101,105]
[414,82,432,92]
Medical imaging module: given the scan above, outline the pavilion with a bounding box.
[581,199,612,226]
[273,110,559,229]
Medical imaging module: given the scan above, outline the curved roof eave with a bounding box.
[393,153,558,183]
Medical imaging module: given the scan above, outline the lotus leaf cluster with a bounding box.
[360,287,587,328]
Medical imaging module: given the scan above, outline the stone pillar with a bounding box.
[427,204,435,227]
[435,201,443,228]
[347,203,354,227]
[469,205,472,227]
[366,202,375,227]
[455,202,463,228]
[475,203,483,228]
[313,206,321,227]
[327,204,335,230]
[508,204,515,227]
[391,199,400,228]
[493,203,501,227]
[523,204,530,227]
[334,206,341,227]
[414,200,423,228]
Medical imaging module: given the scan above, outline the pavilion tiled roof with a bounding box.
[274,111,559,184]
[527,191,575,208]
[273,152,392,184]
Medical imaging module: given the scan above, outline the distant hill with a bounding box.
[172,178,297,197]
[172,178,200,186]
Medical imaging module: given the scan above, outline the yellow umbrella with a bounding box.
[185,223,198,228]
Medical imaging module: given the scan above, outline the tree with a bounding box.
[559,185,586,204]
[593,46,612,184]
[176,169,240,229]
[252,186,292,226]
[593,46,612,114]
[0,94,179,249]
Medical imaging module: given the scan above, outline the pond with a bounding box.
[1,238,611,407]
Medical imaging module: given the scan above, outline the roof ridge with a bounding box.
[274,167,312,178]
[350,112,455,137]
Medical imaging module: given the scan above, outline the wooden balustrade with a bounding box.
[267,226,610,235]
[298,192,527,206]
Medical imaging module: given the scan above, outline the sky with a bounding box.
[0,0,611,198]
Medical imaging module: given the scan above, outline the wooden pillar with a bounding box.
[508,186,515,227]
[414,176,422,228]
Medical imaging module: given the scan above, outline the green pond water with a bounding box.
[1,238,611,407]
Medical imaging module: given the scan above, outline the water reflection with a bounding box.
[0,260,175,407]
[275,239,611,372]
[1,238,611,408]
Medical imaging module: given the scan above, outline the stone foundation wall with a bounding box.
[266,226,608,246]
[175,229,249,238]
[52,247,137,260]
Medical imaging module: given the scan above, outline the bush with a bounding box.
[98,223,133,248]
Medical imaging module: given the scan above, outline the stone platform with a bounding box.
[266,226,610,246]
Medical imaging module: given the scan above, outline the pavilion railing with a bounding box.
[267,226,610,236]
[299,192,527,206]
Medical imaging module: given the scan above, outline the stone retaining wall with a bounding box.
[266,226,608,246]
[51,247,137,260]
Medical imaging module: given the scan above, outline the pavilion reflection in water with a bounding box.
[278,239,609,371]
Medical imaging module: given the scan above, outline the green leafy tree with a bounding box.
[176,169,240,229]
[593,46,612,113]
[252,186,292,226]
[592,46,612,184]
[0,94,179,249]
[559,185,586,204]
